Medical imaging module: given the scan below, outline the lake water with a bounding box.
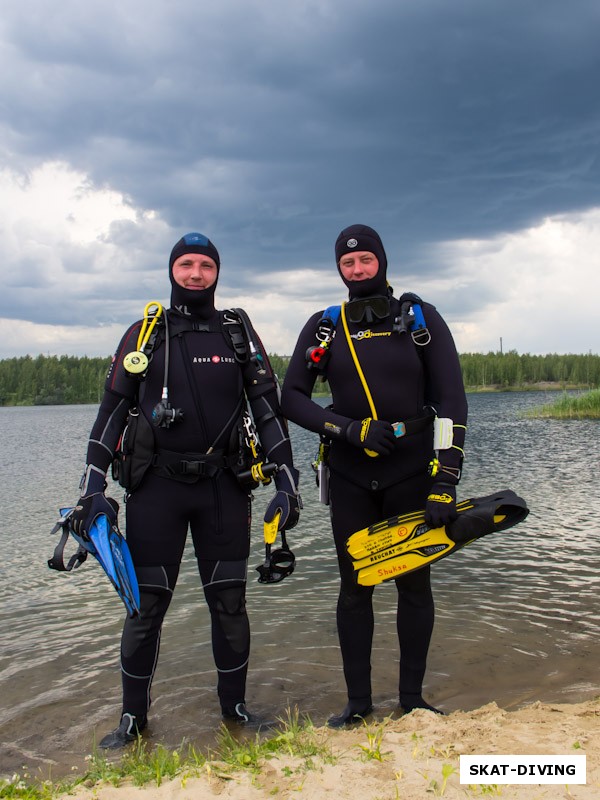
[0,392,599,778]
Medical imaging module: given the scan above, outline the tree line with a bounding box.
[0,350,599,406]
[459,350,600,389]
[0,354,110,406]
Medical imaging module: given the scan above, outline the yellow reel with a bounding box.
[123,351,149,374]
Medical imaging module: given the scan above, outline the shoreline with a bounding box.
[311,382,593,397]
[6,698,598,800]
[1,382,596,407]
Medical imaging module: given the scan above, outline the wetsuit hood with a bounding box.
[169,232,220,320]
[335,223,388,300]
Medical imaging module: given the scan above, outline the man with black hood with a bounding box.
[281,224,467,726]
[70,232,300,747]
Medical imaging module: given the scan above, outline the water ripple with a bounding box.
[0,395,599,776]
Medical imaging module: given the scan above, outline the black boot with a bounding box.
[221,703,273,729]
[327,699,373,729]
[400,693,444,715]
[99,712,147,749]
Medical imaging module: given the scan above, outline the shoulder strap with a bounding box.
[222,308,268,374]
[395,293,431,345]
[221,309,248,363]
[323,305,341,325]
[306,306,341,372]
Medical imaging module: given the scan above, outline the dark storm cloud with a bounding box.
[1,0,599,329]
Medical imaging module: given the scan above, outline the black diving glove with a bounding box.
[346,418,396,456]
[264,465,301,531]
[71,493,119,540]
[424,483,458,528]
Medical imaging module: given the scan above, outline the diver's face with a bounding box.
[172,253,218,290]
[338,251,379,281]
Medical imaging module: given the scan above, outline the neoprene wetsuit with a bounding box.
[281,293,467,708]
[84,305,296,717]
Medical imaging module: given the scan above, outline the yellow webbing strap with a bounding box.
[341,302,379,457]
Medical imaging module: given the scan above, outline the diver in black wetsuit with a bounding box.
[281,224,467,727]
[70,232,300,748]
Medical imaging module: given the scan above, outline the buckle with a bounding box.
[181,460,202,475]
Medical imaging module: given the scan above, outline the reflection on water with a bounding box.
[0,393,599,776]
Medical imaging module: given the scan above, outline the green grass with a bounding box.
[0,708,335,799]
[523,388,600,419]
[357,721,389,762]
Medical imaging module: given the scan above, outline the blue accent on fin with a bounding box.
[59,507,140,617]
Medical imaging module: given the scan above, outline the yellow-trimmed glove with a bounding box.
[345,418,396,456]
[424,483,457,528]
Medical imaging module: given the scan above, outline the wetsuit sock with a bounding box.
[221,702,271,729]
[400,693,444,714]
[99,712,148,749]
[327,697,374,729]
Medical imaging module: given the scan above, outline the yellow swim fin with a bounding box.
[346,489,529,586]
[355,529,459,586]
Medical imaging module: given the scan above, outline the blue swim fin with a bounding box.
[49,507,140,617]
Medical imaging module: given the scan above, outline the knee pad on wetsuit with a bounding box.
[205,584,248,652]
[122,566,178,658]
[338,583,374,614]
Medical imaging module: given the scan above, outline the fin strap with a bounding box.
[48,527,88,572]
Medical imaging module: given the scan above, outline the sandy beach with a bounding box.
[53,698,599,800]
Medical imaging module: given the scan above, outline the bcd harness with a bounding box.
[305,292,431,378]
[306,293,465,492]
[307,293,435,453]
[112,302,277,491]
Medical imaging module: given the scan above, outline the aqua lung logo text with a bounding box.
[192,355,236,364]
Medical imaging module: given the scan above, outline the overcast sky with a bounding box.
[1,0,599,358]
